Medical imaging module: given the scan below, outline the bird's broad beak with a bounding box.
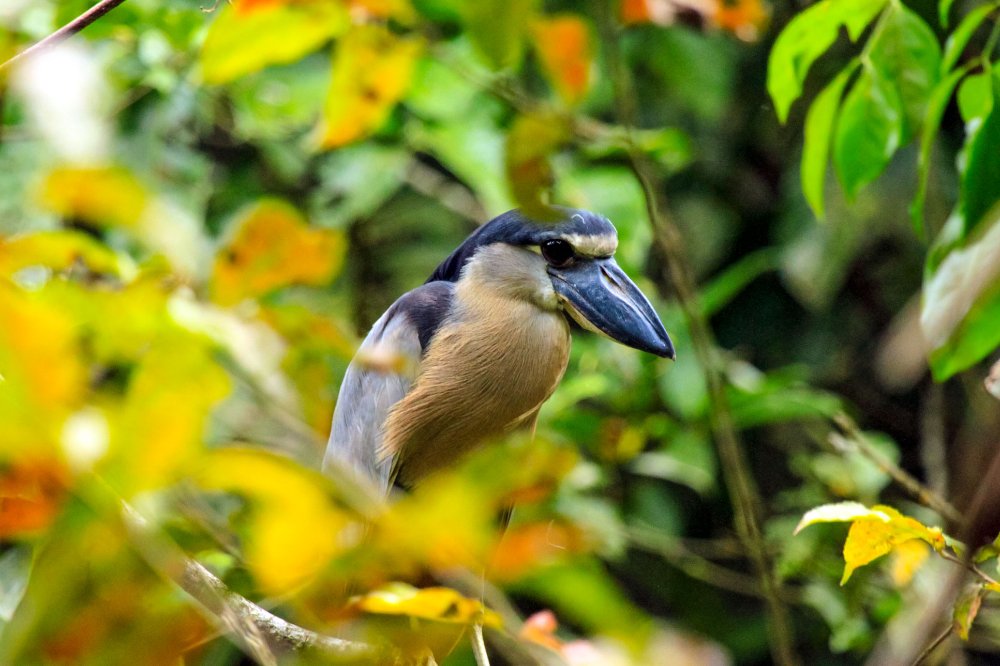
[549,258,675,359]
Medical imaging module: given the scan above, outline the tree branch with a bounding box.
[590,5,798,665]
[1,0,130,75]
[121,504,393,665]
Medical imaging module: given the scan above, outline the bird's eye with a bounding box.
[541,239,574,267]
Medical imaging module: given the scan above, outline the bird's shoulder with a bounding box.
[383,280,456,353]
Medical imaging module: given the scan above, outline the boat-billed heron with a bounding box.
[324,207,674,492]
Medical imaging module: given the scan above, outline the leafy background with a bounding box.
[1,0,1000,664]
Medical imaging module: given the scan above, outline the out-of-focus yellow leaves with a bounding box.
[376,474,495,571]
[195,448,351,594]
[890,538,930,586]
[200,1,349,85]
[315,25,422,149]
[954,584,985,641]
[491,521,587,581]
[0,459,70,538]
[0,284,87,455]
[530,15,593,106]
[114,338,231,494]
[212,200,345,305]
[36,166,148,228]
[795,502,946,585]
[352,583,502,627]
[0,230,126,278]
[505,112,570,216]
[348,0,416,22]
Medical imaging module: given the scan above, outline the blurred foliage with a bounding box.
[1,0,1000,664]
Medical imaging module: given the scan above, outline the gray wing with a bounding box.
[323,281,454,493]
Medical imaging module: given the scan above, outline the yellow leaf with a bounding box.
[376,474,495,571]
[0,230,126,278]
[0,284,86,455]
[795,502,946,585]
[505,112,570,216]
[195,448,350,594]
[114,337,231,493]
[36,166,148,229]
[889,538,930,587]
[530,15,593,106]
[353,583,502,627]
[199,1,349,85]
[315,25,422,149]
[211,200,345,305]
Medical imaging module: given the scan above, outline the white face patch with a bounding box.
[561,232,618,258]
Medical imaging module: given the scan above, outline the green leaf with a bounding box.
[959,75,1000,235]
[802,62,857,219]
[833,69,904,198]
[940,0,959,28]
[868,5,941,140]
[942,3,1000,74]
[767,0,888,123]
[459,0,537,69]
[923,202,1000,380]
[957,72,994,123]
[911,66,970,235]
[199,3,348,85]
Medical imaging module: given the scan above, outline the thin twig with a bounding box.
[832,412,962,524]
[910,623,953,666]
[1,0,130,74]
[591,4,798,663]
[939,550,1000,586]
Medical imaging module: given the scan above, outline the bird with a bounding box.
[323,207,674,494]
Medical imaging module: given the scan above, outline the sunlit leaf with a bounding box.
[767,0,888,122]
[212,199,345,305]
[889,539,929,586]
[195,448,351,594]
[200,1,348,85]
[315,25,422,149]
[530,15,593,106]
[795,502,946,585]
[353,583,501,627]
[505,112,570,216]
[36,166,148,229]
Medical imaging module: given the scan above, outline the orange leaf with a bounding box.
[520,610,563,650]
[0,458,70,538]
[315,25,422,149]
[212,200,345,305]
[491,521,586,581]
[530,15,593,105]
[714,0,768,41]
[36,166,148,229]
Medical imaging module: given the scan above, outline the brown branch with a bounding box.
[832,412,962,524]
[590,5,798,664]
[121,504,394,665]
[910,623,954,666]
[1,0,130,75]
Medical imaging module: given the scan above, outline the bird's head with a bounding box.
[429,208,675,359]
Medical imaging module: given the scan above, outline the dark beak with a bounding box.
[549,258,675,359]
